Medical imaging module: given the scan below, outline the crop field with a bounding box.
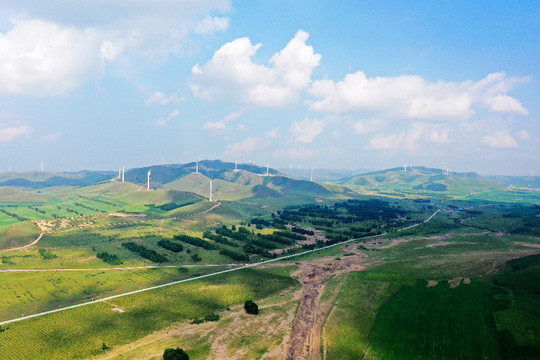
[323,272,409,359]
[367,280,508,360]
[0,267,298,360]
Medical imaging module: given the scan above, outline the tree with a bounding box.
[244,300,259,315]
[163,347,189,360]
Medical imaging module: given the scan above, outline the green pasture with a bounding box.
[367,280,509,360]
[0,267,298,360]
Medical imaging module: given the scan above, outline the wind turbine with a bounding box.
[147,170,151,190]
[122,166,125,183]
[234,160,239,172]
[209,178,213,202]
[310,168,314,182]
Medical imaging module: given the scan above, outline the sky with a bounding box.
[0,0,538,176]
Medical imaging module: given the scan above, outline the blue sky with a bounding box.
[0,0,538,175]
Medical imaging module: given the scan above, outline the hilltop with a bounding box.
[338,166,503,197]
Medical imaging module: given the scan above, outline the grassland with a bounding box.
[0,267,298,360]
[367,280,508,360]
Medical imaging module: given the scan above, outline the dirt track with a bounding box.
[285,248,369,360]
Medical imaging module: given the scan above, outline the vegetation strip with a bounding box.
[0,210,439,326]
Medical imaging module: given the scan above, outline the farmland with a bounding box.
[0,165,538,359]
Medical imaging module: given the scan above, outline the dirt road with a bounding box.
[0,233,43,253]
[285,248,369,360]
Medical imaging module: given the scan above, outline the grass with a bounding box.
[0,267,297,360]
[367,280,510,360]
[323,272,409,359]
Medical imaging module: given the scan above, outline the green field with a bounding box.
[0,267,298,360]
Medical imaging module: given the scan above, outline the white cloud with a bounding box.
[482,130,518,148]
[309,71,528,120]
[191,30,321,108]
[367,123,450,153]
[273,147,314,160]
[39,132,61,144]
[167,109,180,119]
[0,125,32,142]
[353,119,385,134]
[266,128,281,138]
[0,1,232,96]
[146,91,185,106]
[516,130,530,141]
[485,94,528,115]
[290,118,324,143]
[224,137,264,156]
[203,110,242,131]
[195,16,230,34]
[0,19,108,96]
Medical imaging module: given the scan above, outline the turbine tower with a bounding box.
[41,161,44,172]
[209,178,213,202]
[234,160,239,172]
[310,168,314,182]
[147,170,151,190]
[266,162,270,176]
[195,157,199,174]
[122,166,125,183]
[404,163,407,171]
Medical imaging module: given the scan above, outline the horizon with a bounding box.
[1,159,537,178]
[0,1,538,176]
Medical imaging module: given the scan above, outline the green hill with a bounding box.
[340,166,502,196]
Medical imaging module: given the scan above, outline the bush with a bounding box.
[163,347,189,360]
[244,300,259,315]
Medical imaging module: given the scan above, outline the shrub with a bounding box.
[244,300,259,315]
[163,347,189,360]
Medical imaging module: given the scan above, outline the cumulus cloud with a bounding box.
[203,110,242,131]
[273,147,314,160]
[309,71,529,120]
[146,91,185,106]
[482,130,518,148]
[191,30,321,108]
[0,125,32,142]
[224,137,264,156]
[368,123,450,153]
[290,118,324,143]
[0,1,231,96]
[195,16,230,34]
[0,19,108,96]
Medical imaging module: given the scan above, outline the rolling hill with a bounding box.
[339,166,503,196]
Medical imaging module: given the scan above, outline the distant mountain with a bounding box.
[486,175,540,188]
[0,171,115,189]
[277,168,370,181]
[339,166,502,195]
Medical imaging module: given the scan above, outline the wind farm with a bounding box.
[0,1,538,359]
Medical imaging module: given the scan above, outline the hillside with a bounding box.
[0,171,114,188]
[339,166,503,196]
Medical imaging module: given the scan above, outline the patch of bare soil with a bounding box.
[285,248,370,360]
[448,277,463,288]
[427,280,438,287]
[515,241,540,249]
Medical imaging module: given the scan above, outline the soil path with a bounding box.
[0,233,43,253]
[285,249,369,360]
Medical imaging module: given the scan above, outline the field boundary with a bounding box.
[0,210,439,326]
